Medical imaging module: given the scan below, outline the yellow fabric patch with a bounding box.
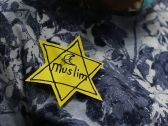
[25,36,103,107]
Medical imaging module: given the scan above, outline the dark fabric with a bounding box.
[0,0,168,126]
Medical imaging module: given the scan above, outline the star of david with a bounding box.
[25,36,103,107]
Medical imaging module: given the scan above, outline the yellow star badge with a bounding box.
[25,36,103,107]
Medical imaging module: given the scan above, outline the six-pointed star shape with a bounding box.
[25,36,103,107]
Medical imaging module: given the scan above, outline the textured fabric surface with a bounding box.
[0,0,168,126]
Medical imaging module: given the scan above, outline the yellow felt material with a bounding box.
[25,36,103,107]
